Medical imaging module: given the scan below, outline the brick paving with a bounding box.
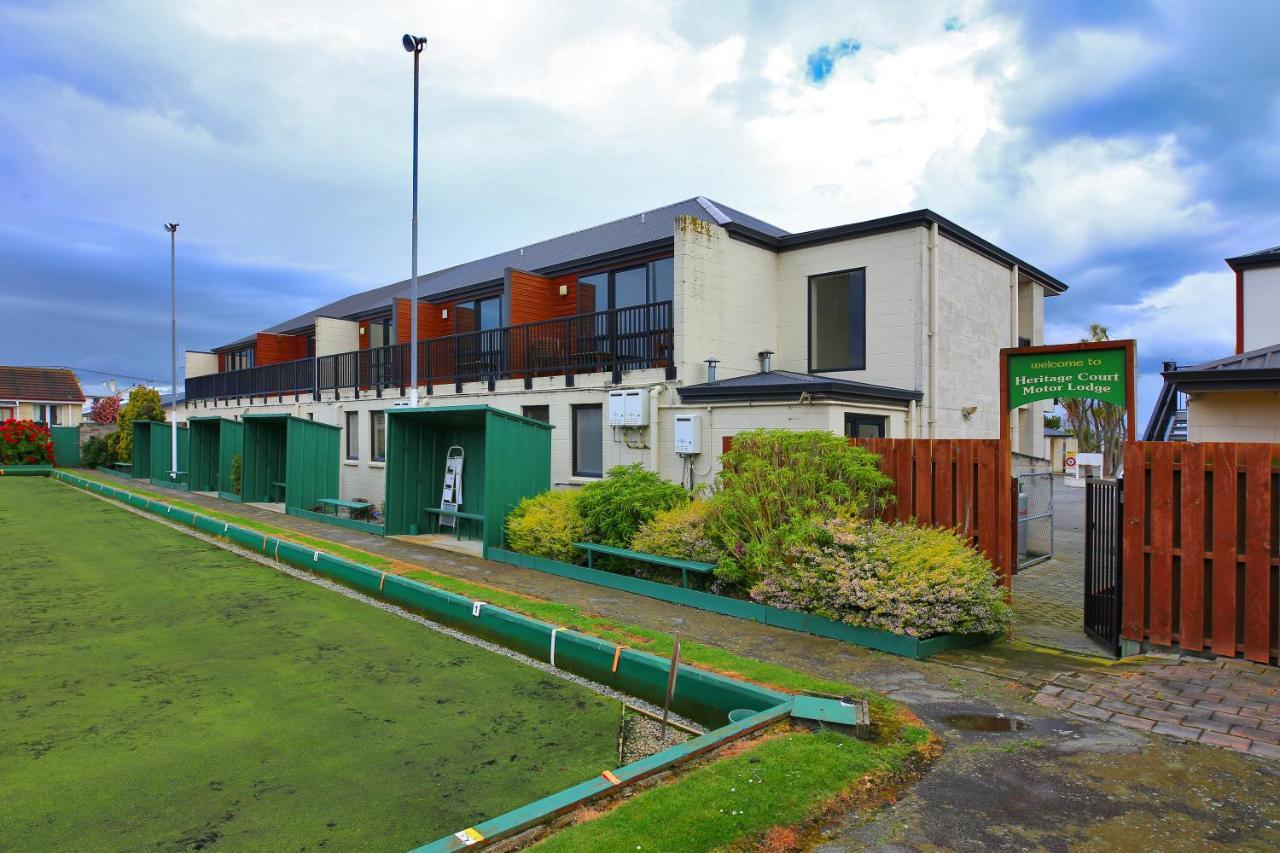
[1034,657,1280,760]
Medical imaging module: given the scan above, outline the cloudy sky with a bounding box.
[2,0,1277,424]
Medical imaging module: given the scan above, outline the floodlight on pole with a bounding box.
[403,33,427,407]
[164,223,179,480]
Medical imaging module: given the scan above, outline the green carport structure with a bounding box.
[240,413,339,513]
[131,420,189,487]
[187,416,245,500]
[383,405,552,556]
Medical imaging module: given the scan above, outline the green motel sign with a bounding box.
[1007,347,1128,410]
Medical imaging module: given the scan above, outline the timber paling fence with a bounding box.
[1122,441,1279,664]
[48,470,805,850]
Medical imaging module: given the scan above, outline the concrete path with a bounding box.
[102,474,1280,850]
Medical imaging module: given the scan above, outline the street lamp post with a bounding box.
[403,33,427,407]
[165,223,179,480]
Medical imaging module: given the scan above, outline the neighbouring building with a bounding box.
[1147,245,1280,442]
[182,198,1066,502]
[0,366,85,426]
[1044,425,1079,473]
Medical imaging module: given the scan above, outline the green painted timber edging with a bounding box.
[48,470,798,851]
[288,505,386,536]
[488,548,999,660]
[0,464,54,476]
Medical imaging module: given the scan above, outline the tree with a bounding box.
[89,395,122,425]
[1061,324,1126,476]
[110,386,166,463]
[1043,413,1063,431]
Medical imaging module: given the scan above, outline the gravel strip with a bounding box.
[74,483,707,736]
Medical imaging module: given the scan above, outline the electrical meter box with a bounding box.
[608,388,649,426]
[674,414,702,454]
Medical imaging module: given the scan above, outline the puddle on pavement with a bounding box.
[944,713,1032,732]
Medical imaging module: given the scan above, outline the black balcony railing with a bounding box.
[186,356,314,402]
[186,301,674,403]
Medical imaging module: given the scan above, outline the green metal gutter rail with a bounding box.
[490,548,999,660]
[51,470,810,850]
[0,465,54,476]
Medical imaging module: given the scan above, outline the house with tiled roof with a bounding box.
[0,366,86,426]
[182,197,1066,500]
[1146,244,1280,442]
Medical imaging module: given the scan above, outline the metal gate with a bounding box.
[1084,478,1124,655]
[1016,472,1054,569]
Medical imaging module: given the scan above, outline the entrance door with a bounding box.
[1084,477,1124,655]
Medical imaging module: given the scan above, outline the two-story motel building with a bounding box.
[183,198,1066,503]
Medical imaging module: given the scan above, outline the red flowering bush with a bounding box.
[89,395,122,425]
[0,419,56,466]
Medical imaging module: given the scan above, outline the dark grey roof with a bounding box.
[677,369,921,405]
[1226,244,1280,271]
[1183,343,1280,373]
[1043,426,1072,437]
[220,197,785,349]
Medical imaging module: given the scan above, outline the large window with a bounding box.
[370,410,386,462]
[809,269,866,372]
[844,413,887,439]
[572,404,603,478]
[345,411,359,460]
[368,317,393,348]
[455,295,502,333]
[224,346,255,371]
[576,258,674,313]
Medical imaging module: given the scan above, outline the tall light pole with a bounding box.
[403,33,427,407]
[164,223,179,479]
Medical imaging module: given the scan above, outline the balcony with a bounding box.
[186,301,674,403]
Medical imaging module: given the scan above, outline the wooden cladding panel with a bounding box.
[255,332,307,366]
[395,297,453,344]
[1123,441,1278,664]
[508,270,578,326]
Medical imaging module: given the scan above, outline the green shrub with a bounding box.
[505,489,587,564]
[110,386,165,462]
[630,500,723,564]
[81,435,114,468]
[578,464,688,548]
[752,519,1011,637]
[709,430,892,586]
[230,453,243,496]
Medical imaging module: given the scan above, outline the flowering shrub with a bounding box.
[506,489,588,564]
[751,519,1011,637]
[89,395,121,425]
[0,419,56,466]
[578,464,689,548]
[630,500,723,564]
[709,429,892,586]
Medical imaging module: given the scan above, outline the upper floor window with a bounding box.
[577,258,673,313]
[809,269,866,372]
[455,295,502,333]
[225,347,255,371]
[368,317,393,348]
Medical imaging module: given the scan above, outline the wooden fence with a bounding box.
[850,438,1014,582]
[1122,442,1279,664]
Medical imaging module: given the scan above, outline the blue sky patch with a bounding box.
[944,16,965,32]
[805,38,861,84]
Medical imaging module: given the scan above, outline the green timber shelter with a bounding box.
[187,416,245,500]
[131,419,189,486]
[383,405,552,555]
[240,413,339,512]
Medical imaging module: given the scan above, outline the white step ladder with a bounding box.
[438,446,464,530]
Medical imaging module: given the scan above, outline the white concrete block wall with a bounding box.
[775,227,925,392]
[315,317,360,357]
[674,216,780,382]
[184,351,218,379]
[1188,391,1280,442]
[1242,267,1280,352]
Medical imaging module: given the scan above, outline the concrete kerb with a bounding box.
[49,470,809,850]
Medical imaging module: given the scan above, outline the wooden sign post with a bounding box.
[997,339,1137,588]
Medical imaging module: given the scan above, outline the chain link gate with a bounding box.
[1016,472,1054,569]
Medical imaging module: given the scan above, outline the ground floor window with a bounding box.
[844,413,887,439]
[371,410,386,461]
[572,404,603,477]
[35,404,60,425]
[345,411,359,460]
[522,405,550,423]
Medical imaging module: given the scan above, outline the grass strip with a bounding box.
[536,726,933,852]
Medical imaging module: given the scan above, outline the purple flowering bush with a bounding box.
[751,518,1011,637]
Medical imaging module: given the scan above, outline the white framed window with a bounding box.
[371,410,386,462]
[345,411,359,460]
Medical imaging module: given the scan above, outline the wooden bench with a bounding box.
[166,470,188,485]
[574,543,715,589]
[424,507,485,541]
[317,497,374,520]
[111,462,132,474]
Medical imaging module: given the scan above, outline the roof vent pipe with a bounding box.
[758,350,774,373]
[705,358,720,383]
